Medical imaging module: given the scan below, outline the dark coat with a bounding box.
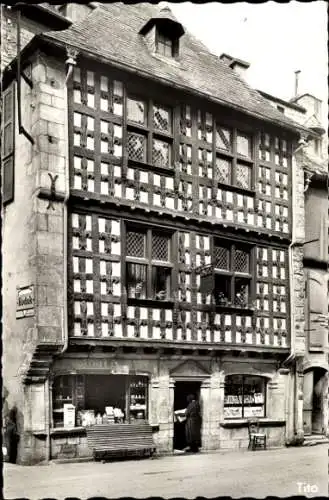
[185,400,202,448]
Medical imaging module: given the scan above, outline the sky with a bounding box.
[169,1,328,121]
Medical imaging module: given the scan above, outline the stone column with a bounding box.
[322,372,329,435]
[303,370,313,435]
[149,373,173,453]
[295,356,305,440]
[201,373,222,450]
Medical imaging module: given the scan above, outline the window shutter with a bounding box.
[2,84,15,205]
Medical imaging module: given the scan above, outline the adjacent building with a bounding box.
[1,2,327,464]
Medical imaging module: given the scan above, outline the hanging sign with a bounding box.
[196,264,214,294]
[16,285,35,318]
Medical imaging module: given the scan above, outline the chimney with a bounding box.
[220,53,250,77]
[294,70,301,97]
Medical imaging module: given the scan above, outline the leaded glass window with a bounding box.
[127,97,146,125]
[216,157,231,184]
[152,233,170,261]
[126,230,146,258]
[237,132,252,158]
[153,104,171,132]
[236,163,252,190]
[126,227,173,301]
[127,132,147,162]
[216,126,232,151]
[152,139,170,168]
[213,241,253,308]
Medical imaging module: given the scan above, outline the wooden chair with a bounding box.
[248,419,266,450]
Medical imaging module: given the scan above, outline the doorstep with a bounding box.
[50,456,93,465]
[302,434,329,447]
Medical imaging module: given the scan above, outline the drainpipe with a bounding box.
[46,52,75,461]
[58,49,77,357]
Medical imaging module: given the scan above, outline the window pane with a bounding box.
[243,376,265,418]
[234,278,249,307]
[153,104,171,132]
[214,245,230,270]
[234,248,249,273]
[215,157,231,184]
[157,33,173,57]
[127,132,147,162]
[4,91,13,122]
[127,263,147,299]
[214,275,231,305]
[152,139,170,168]
[127,98,146,125]
[236,163,251,190]
[152,233,170,261]
[216,126,232,151]
[3,156,14,204]
[126,230,146,257]
[237,132,251,157]
[151,266,171,300]
[3,123,13,156]
[224,375,243,418]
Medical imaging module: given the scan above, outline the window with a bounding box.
[2,84,15,204]
[314,138,321,156]
[52,374,149,427]
[156,30,175,57]
[126,227,173,301]
[224,375,266,419]
[213,241,253,308]
[215,124,253,190]
[277,105,285,114]
[126,96,172,169]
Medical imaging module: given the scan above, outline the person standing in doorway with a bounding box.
[4,407,19,464]
[185,394,202,453]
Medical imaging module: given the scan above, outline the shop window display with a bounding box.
[224,375,266,419]
[52,374,148,428]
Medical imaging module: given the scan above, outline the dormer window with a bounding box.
[140,6,185,60]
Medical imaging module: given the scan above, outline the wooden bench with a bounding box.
[86,423,156,460]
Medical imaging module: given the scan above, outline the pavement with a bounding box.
[3,445,328,499]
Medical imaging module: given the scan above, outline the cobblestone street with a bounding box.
[4,445,327,499]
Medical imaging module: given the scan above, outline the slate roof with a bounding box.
[40,2,307,134]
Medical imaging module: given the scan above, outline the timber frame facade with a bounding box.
[3,2,323,464]
[67,60,293,352]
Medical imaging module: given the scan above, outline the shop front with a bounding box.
[46,353,289,460]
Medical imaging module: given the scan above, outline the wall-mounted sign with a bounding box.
[16,285,35,319]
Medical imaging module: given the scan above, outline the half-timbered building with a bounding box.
[2,3,325,463]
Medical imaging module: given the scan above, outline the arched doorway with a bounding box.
[303,367,328,435]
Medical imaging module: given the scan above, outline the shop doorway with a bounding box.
[303,368,328,435]
[173,381,201,450]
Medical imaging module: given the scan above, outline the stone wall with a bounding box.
[51,433,91,460]
[2,50,68,463]
[2,58,37,463]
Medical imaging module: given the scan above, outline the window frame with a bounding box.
[125,225,174,302]
[52,374,149,427]
[2,84,15,205]
[224,374,267,419]
[213,240,255,309]
[214,122,255,192]
[126,94,174,171]
[155,28,178,58]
